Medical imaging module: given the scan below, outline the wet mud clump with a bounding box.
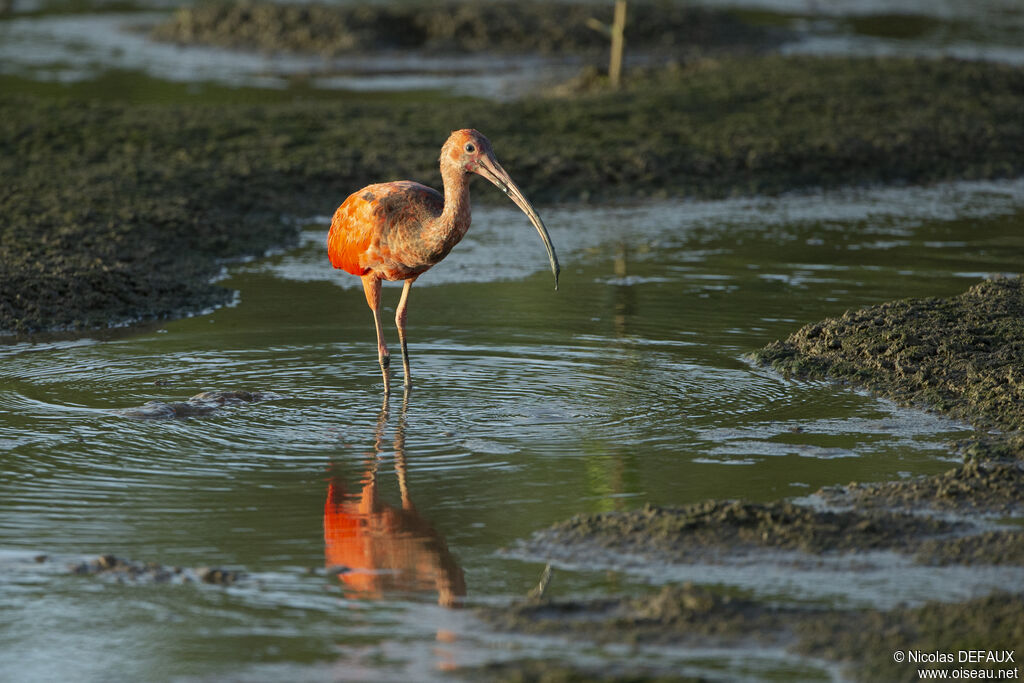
[151,1,781,57]
[482,583,807,647]
[68,554,245,585]
[116,389,282,419]
[462,659,708,683]
[526,500,962,561]
[818,460,1024,514]
[519,498,1024,572]
[793,592,1024,682]
[915,530,1024,566]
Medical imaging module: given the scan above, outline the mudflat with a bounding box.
[4,57,1024,334]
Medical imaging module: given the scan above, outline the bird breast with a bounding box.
[328,181,470,281]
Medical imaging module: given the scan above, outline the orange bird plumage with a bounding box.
[327,129,559,393]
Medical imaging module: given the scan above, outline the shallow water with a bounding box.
[2,179,1024,680]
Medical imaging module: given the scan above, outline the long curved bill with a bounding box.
[475,155,560,291]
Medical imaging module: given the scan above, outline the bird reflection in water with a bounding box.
[324,391,466,607]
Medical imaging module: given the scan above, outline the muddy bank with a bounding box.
[752,277,1024,440]
[527,500,962,559]
[519,499,1024,570]
[750,276,1024,510]
[475,587,1024,683]
[463,658,707,683]
[150,1,783,57]
[4,57,1024,335]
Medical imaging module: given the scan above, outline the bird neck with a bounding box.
[431,167,472,246]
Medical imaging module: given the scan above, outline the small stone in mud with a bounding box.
[196,567,243,585]
[70,555,179,583]
[97,554,119,570]
[324,565,350,577]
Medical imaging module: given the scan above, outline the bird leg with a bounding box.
[361,275,391,394]
[395,277,416,388]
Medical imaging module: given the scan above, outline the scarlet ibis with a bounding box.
[327,129,559,393]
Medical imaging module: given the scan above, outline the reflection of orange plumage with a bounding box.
[323,478,465,604]
[323,396,465,606]
[326,129,559,394]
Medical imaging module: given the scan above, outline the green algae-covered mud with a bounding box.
[479,278,1024,681]
[4,56,1024,335]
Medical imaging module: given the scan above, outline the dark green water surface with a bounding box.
[2,180,1024,681]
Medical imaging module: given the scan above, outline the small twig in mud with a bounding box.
[587,1,628,88]
[527,563,554,601]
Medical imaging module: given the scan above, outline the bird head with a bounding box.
[442,129,560,290]
[441,128,494,175]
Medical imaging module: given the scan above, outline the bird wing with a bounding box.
[327,182,444,279]
[327,186,381,276]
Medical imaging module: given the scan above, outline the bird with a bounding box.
[327,129,559,393]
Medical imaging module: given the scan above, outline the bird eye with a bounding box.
[464,143,475,153]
